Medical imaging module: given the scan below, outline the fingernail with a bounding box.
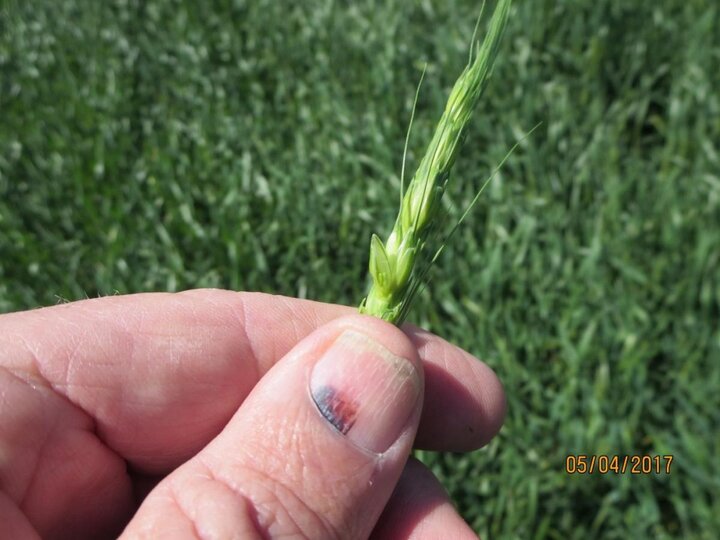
[310,330,421,453]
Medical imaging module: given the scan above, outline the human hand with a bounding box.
[0,289,505,539]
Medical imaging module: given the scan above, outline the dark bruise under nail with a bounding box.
[312,385,358,435]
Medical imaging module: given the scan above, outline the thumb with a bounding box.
[122,314,424,539]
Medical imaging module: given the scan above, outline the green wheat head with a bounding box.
[359,0,512,324]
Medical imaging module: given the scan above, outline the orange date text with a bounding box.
[565,455,673,475]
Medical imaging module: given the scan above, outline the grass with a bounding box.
[1,0,719,537]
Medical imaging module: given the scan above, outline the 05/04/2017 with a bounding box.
[565,455,673,475]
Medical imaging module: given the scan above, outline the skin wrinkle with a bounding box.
[62,327,132,451]
[0,365,51,507]
[8,337,117,489]
[212,459,336,540]
[288,419,342,504]
[17,445,43,516]
[274,296,306,371]
[231,294,263,385]
[89,294,235,459]
[188,460,271,540]
[182,291,261,386]
[0,365,130,535]
[249,294,304,373]
[15,334,54,390]
[179,291,203,325]
[2,306,134,533]
[218,405,347,538]
[229,293,357,378]
[60,327,93,408]
[0,491,41,540]
[263,417,373,539]
[272,294,342,367]
[16,310,127,429]
[48,312,88,375]
[165,482,205,540]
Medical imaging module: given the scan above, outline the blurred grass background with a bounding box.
[1,0,719,537]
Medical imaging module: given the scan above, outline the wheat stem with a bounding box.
[359,0,512,324]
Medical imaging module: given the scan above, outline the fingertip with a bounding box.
[403,325,506,451]
[476,360,507,440]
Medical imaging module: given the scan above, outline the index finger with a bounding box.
[0,289,504,472]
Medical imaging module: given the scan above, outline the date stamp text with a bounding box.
[565,455,673,475]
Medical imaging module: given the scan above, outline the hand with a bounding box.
[0,289,505,539]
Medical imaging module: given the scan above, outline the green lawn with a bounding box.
[1,0,719,537]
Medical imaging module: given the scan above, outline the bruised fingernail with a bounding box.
[310,330,421,453]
